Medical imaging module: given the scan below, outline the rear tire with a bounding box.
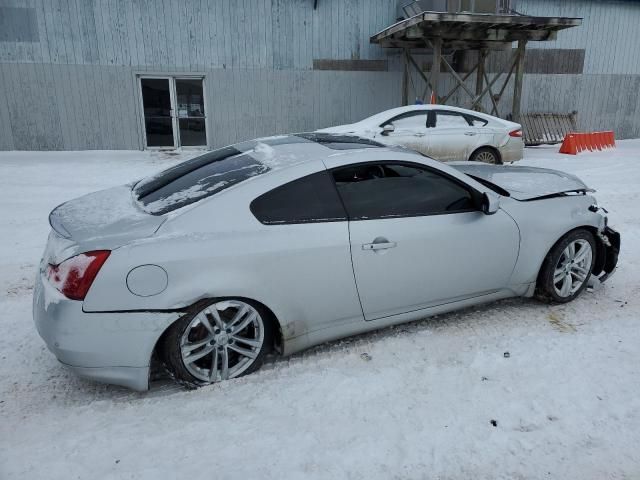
[536,229,596,303]
[160,299,273,388]
[470,147,501,164]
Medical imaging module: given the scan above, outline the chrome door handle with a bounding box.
[464,132,477,136]
[414,133,426,137]
[362,241,397,251]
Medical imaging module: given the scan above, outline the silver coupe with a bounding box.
[33,134,619,390]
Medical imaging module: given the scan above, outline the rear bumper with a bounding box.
[33,272,179,391]
[498,137,524,163]
[61,363,150,391]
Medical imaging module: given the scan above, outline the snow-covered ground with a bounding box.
[1,143,639,479]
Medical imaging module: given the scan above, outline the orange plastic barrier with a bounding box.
[559,131,616,155]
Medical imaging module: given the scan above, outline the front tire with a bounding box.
[536,229,596,303]
[160,299,273,388]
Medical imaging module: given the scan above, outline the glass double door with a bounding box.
[140,77,207,148]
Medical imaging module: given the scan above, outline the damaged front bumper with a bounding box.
[593,226,620,283]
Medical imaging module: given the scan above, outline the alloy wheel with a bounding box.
[552,239,593,298]
[179,300,265,383]
[475,150,498,164]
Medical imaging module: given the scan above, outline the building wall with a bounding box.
[517,0,640,138]
[0,0,403,150]
[1,0,639,150]
[401,0,640,139]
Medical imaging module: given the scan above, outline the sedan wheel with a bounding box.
[161,299,272,387]
[470,147,501,164]
[536,229,596,303]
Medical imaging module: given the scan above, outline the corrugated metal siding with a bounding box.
[0,0,401,150]
[516,0,640,138]
[0,0,396,67]
[401,1,640,139]
[1,0,640,150]
[518,0,640,75]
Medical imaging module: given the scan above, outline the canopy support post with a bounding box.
[474,49,487,111]
[402,48,410,106]
[430,37,442,102]
[512,39,527,122]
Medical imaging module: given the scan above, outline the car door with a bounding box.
[331,162,520,321]
[427,110,482,161]
[373,111,431,156]
[248,169,365,332]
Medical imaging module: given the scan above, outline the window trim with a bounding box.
[379,111,429,129]
[330,160,482,222]
[433,109,474,128]
[464,113,489,127]
[249,170,348,226]
[430,109,489,128]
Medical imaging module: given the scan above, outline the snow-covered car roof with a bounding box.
[133,133,399,215]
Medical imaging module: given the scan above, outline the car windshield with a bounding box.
[134,146,270,215]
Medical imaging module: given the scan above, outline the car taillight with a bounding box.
[46,250,111,300]
[509,129,523,138]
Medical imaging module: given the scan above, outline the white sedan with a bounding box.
[318,105,524,164]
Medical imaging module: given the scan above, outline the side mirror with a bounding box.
[482,192,500,215]
[381,124,395,136]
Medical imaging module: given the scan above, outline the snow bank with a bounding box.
[1,144,639,479]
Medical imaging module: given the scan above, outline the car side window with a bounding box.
[332,162,476,220]
[434,111,471,128]
[382,112,428,132]
[250,171,347,225]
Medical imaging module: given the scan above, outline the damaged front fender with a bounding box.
[593,226,620,283]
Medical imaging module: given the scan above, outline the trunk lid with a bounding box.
[49,185,165,247]
[449,162,593,200]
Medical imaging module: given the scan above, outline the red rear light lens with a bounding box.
[509,129,523,138]
[46,250,111,300]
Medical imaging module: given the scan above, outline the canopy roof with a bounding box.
[370,11,582,50]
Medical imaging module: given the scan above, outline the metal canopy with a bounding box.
[370,12,582,122]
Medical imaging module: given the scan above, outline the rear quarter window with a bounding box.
[250,171,347,225]
[466,115,489,127]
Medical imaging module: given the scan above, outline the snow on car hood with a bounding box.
[449,162,593,201]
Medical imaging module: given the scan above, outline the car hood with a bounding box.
[49,185,165,245]
[449,162,593,201]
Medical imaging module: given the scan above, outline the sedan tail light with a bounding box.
[509,129,523,138]
[46,250,111,300]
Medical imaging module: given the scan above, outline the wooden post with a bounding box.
[441,56,477,100]
[407,53,435,97]
[474,49,487,111]
[512,40,527,122]
[430,37,442,102]
[440,63,479,104]
[402,49,409,106]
